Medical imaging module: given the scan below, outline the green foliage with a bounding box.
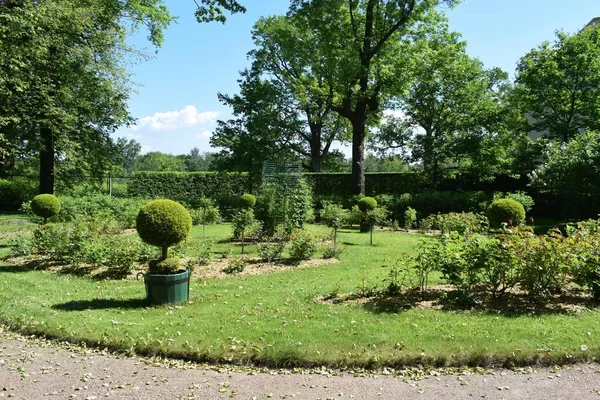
[0,178,36,211]
[404,207,417,229]
[288,229,317,261]
[493,191,535,213]
[516,26,600,142]
[357,197,377,212]
[222,258,247,274]
[231,209,257,239]
[127,172,253,216]
[30,194,61,220]
[190,204,221,226]
[322,244,344,260]
[12,217,154,278]
[148,258,183,275]
[530,130,600,219]
[257,238,286,263]
[22,195,148,229]
[419,212,489,235]
[239,193,256,209]
[364,207,389,227]
[255,178,313,237]
[319,203,348,230]
[136,200,192,257]
[486,199,526,228]
[569,221,600,300]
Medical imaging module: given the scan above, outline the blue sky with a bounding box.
[114,0,600,156]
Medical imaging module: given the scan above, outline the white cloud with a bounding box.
[192,130,213,141]
[140,145,152,155]
[131,105,219,132]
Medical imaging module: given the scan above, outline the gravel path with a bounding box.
[1,331,600,399]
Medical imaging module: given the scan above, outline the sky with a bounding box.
[113,0,600,156]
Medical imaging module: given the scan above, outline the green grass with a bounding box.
[0,217,598,368]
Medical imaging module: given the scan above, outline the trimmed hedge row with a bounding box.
[127,172,254,217]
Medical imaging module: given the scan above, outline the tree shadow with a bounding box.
[52,298,149,311]
[0,259,61,273]
[354,287,600,317]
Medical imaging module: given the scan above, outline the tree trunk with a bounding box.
[308,121,324,172]
[39,126,54,194]
[161,246,168,260]
[350,107,367,195]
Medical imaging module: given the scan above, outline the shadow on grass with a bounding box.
[332,286,600,317]
[52,298,148,311]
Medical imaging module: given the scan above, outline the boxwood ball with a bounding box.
[30,194,61,219]
[136,199,191,249]
[357,196,377,212]
[486,198,526,228]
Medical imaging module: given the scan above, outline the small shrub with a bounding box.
[357,197,377,212]
[404,207,417,229]
[30,194,61,222]
[223,258,246,274]
[288,229,318,261]
[257,239,286,262]
[190,205,221,226]
[148,258,183,274]
[493,191,535,213]
[322,244,344,259]
[136,199,192,260]
[486,198,525,229]
[419,212,489,235]
[239,193,256,209]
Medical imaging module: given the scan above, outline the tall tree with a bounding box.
[114,138,142,175]
[249,15,348,172]
[516,25,600,142]
[375,21,516,184]
[211,69,303,175]
[0,0,173,193]
[289,0,458,194]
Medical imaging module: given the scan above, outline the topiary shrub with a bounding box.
[486,198,525,229]
[136,199,192,261]
[30,194,61,223]
[357,197,377,212]
[239,193,256,209]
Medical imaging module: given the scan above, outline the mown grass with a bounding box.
[0,217,598,369]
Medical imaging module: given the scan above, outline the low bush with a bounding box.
[492,191,535,213]
[486,198,526,228]
[357,197,377,212]
[148,258,183,274]
[419,212,489,235]
[288,229,318,261]
[257,238,286,263]
[403,207,417,229]
[22,195,149,229]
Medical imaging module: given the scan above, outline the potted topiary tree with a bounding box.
[136,199,192,305]
[30,194,61,223]
[357,197,377,244]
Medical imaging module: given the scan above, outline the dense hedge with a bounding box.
[128,172,254,217]
[0,178,37,211]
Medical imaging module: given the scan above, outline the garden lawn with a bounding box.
[0,219,598,368]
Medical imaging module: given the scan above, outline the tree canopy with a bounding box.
[0,0,173,193]
[516,25,600,142]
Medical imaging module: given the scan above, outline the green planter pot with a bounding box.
[141,269,191,305]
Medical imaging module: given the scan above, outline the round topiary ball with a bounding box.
[30,194,61,222]
[357,197,377,212]
[239,193,256,209]
[486,198,526,228]
[136,199,192,259]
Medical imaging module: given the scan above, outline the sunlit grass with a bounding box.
[0,217,598,368]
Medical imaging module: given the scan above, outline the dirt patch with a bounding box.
[147,256,340,280]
